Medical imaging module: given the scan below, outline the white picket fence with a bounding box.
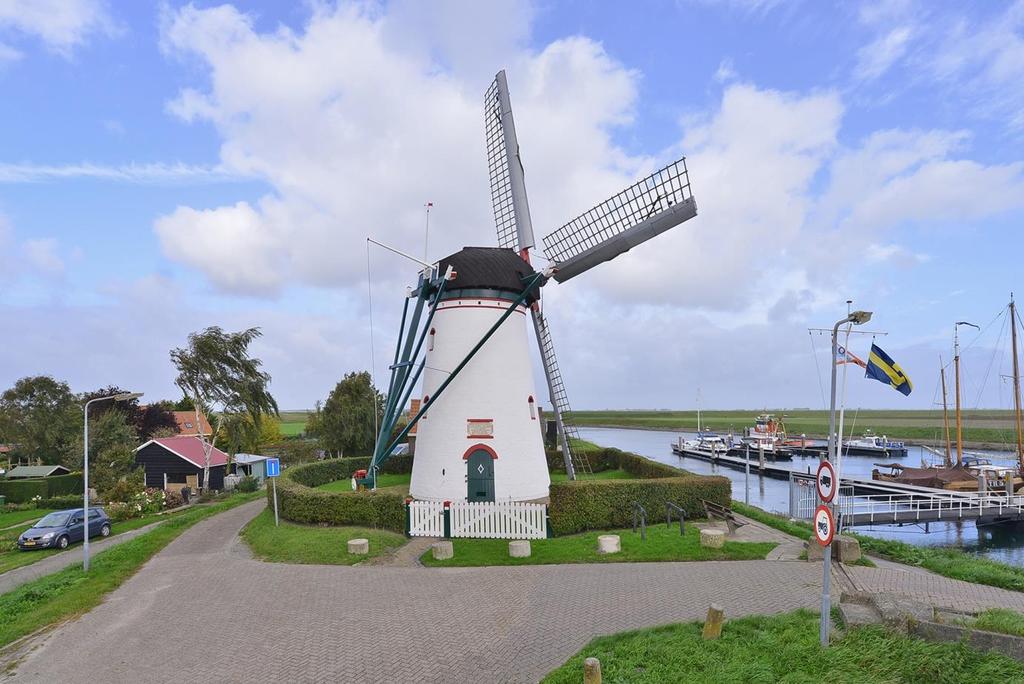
[408,501,446,537]
[407,500,549,539]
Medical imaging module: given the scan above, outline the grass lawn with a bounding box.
[549,469,633,482]
[421,522,777,567]
[961,608,1024,637]
[316,472,411,494]
[241,509,406,565]
[0,491,262,648]
[276,410,309,437]
[0,509,55,531]
[732,501,1024,591]
[0,507,195,575]
[542,609,1024,683]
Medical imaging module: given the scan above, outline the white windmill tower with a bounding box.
[362,70,697,503]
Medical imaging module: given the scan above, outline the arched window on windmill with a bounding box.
[428,327,436,352]
[528,395,536,420]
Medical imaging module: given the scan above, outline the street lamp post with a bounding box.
[83,391,143,572]
[821,309,871,647]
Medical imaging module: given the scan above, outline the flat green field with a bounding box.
[276,410,309,437]
[569,409,1020,445]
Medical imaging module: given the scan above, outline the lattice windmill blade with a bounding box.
[484,70,536,253]
[542,159,697,282]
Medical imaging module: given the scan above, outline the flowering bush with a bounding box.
[163,489,184,509]
[105,487,166,521]
[31,495,43,508]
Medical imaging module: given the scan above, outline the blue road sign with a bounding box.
[266,458,281,477]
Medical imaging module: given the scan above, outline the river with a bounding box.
[579,426,1024,567]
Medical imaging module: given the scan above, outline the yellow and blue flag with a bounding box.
[865,344,913,396]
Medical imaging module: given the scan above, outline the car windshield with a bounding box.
[34,512,71,528]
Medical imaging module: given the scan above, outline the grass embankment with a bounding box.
[0,492,261,648]
[276,410,309,437]
[0,507,196,575]
[241,509,405,565]
[420,522,776,567]
[961,608,1024,637]
[732,501,1024,590]
[550,469,632,482]
[542,609,1024,683]
[569,409,1018,444]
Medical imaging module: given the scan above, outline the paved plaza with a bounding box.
[8,500,1024,683]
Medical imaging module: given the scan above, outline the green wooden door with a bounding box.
[466,449,495,502]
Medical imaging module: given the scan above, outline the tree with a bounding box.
[170,327,279,489]
[0,376,80,466]
[317,372,382,457]
[217,414,282,455]
[83,410,139,496]
[138,401,179,441]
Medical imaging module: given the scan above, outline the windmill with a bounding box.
[361,70,697,501]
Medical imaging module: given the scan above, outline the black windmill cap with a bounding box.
[437,247,540,303]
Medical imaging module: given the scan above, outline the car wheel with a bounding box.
[100,524,111,537]
[56,535,70,550]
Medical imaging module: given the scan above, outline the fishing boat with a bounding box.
[738,413,795,460]
[842,430,908,458]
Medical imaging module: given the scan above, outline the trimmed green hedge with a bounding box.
[43,472,83,496]
[548,449,727,535]
[271,455,412,531]
[0,473,83,503]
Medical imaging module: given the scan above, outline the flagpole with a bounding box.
[835,301,853,494]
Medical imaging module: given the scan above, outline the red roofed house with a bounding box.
[134,436,228,492]
[172,411,213,437]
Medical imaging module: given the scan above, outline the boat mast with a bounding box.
[1011,294,1024,470]
[954,325,964,466]
[940,360,952,468]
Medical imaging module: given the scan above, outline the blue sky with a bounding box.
[2,0,1024,413]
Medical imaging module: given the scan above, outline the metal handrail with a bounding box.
[632,502,647,541]
[797,490,1024,525]
[665,502,685,535]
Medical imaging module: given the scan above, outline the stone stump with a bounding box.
[806,537,825,560]
[347,538,369,555]
[431,540,454,560]
[700,528,725,549]
[509,540,531,558]
[597,535,621,554]
[834,535,862,564]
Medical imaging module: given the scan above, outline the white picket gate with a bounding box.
[408,501,446,537]
[451,501,548,539]
[406,500,549,539]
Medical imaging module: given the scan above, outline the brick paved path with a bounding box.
[10,500,1024,683]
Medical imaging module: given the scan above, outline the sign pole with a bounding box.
[272,477,279,527]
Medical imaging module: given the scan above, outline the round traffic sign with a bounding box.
[816,460,837,503]
[814,505,835,547]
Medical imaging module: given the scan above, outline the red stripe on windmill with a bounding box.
[360,71,699,502]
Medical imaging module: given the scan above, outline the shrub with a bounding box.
[105,479,144,505]
[37,495,81,509]
[0,478,49,503]
[162,489,185,509]
[105,502,136,522]
[40,472,83,497]
[236,475,259,493]
[547,449,726,536]
[271,456,409,531]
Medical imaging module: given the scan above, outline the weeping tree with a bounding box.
[170,327,278,490]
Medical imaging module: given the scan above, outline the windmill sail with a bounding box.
[485,71,535,253]
[485,70,585,479]
[543,159,697,282]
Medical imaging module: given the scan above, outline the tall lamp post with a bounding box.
[83,391,143,572]
[821,309,871,647]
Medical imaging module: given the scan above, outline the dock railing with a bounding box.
[632,502,647,541]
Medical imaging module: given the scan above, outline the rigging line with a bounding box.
[366,239,379,448]
[809,331,827,410]
[959,307,1006,355]
[972,312,1007,410]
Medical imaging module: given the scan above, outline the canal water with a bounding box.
[579,426,1024,568]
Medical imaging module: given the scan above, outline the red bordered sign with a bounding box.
[814,505,835,547]
[816,460,837,503]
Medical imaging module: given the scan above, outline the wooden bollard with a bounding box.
[583,657,602,683]
[702,603,724,640]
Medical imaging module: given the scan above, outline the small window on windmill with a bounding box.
[428,328,436,352]
[528,396,536,420]
[467,419,493,438]
[422,395,429,420]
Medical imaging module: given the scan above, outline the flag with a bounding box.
[865,344,913,396]
[835,344,867,369]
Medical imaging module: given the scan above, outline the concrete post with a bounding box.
[702,604,724,640]
[583,658,602,684]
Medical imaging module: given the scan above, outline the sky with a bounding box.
[2,0,1024,413]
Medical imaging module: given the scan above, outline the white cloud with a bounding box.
[0,0,116,57]
[156,2,647,296]
[0,40,19,63]
[714,58,736,83]
[21,238,64,276]
[0,161,239,184]
[854,26,912,81]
